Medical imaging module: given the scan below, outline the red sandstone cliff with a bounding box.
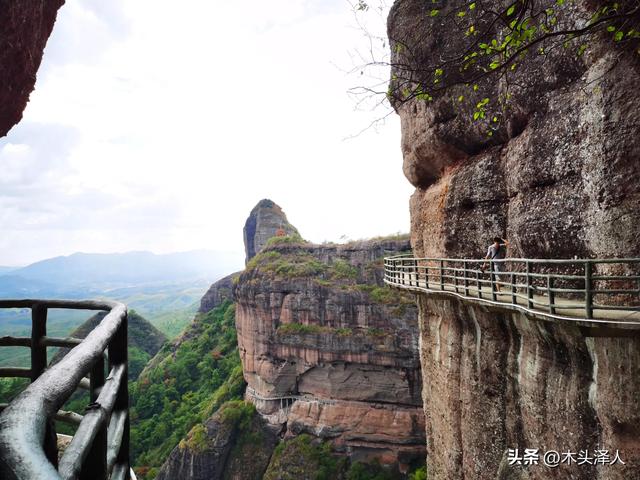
[387,1,640,478]
[234,237,426,472]
[0,1,65,137]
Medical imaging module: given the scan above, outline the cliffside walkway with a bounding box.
[384,256,640,330]
[246,386,337,409]
[0,299,132,480]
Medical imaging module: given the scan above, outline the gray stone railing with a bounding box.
[384,256,640,327]
[0,299,130,480]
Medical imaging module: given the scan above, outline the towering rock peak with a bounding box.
[0,1,65,137]
[243,199,299,263]
[234,236,425,471]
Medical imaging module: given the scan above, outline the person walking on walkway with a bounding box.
[484,237,509,292]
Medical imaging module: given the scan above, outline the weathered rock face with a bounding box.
[234,238,426,470]
[199,271,241,313]
[0,1,65,137]
[388,1,640,478]
[243,199,299,263]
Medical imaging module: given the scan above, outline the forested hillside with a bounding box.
[129,301,245,479]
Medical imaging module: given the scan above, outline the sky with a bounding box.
[0,0,412,266]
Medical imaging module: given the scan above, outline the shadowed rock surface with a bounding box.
[0,0,65,137]
[243,199,299,263]
[388,1,640,478]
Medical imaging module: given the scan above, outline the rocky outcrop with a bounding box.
[234,237,426,471]
[0,1,65,137]
[156,402,278,480]
[243,199,299,263]
[199,271,241,313]
[388,1,640,478]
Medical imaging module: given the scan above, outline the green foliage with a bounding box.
[265,232,305,247]
[366,327,387,337]
[409,465,428,480]
[182,423,209,453]
[328,259,359,280]
[264,434,347,480]
[347,460,400,480]
[385,0,640,131]
[130,301,244,471]
[247,249,327,278]
[335,327,353,336]
[277,323,326,335]
[0,377,28,403]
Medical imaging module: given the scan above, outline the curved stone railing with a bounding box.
[384,256,640,327]
[0,299,131,480]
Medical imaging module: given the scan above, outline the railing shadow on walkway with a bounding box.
[0,299,131,480]
[384,256,640,330]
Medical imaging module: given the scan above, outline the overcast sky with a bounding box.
[0,0,411,266]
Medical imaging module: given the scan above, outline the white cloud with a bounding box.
[0,0,412,266]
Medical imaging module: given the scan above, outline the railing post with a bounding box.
[108,311,130,479]
[476,267,482,300]
[526,261,533,309]
[82,356,107,480]
[585,261,593,319]
[439,260,444,291]
[490,262,497,301]
[424,260,429,288]
[547,275,556,315]
[31,304,47,381]
[463,261,469,296]
[453,262,459,293]
[511,272,516,305]
[31,304,58,468]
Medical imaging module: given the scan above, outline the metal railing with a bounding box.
[0,299,130,480]
[384,256,640,326]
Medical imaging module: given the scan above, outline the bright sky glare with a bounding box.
[0,0,412,266]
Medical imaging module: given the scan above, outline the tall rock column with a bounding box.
[242,199,299,263]
[388,0,640,478]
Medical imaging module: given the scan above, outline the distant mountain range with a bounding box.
[0,250,244,297]
[0,249,244,343]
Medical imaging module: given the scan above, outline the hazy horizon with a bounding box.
[0,0,411,266]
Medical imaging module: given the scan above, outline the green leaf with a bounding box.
[607,25,616,32]
[469,2,476,10]
[435,68,443,76]
[473,112,480,120]
[457,11,466,17]
[473,84,479,91]
[458,95,464,102]
[507,5,515,16]
[430,9,439,16]
[614,31,624,41]
[556,0,565,5]
[490,62,499,69]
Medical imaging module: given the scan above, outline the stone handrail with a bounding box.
[384,256,640,328]
[0,299,131,480]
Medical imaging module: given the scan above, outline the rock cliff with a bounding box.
[155,402,277,480]
[388,1,640,478]
[0,0,65,137]
[199,271,241,313]
[243,199,299,263]
[235,236,426,471]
